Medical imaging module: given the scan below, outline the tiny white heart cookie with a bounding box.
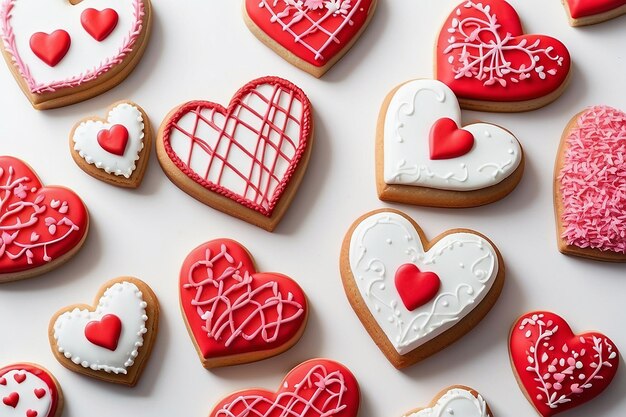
[404,386,492,417]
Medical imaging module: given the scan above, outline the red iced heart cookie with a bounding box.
[564,0,626,26]
[209,359,360,417]
[510,311,619,417]
[81,8,119,41]
[0,363,63,417]
[84,314,122,351]
[429,118,475,160]
[394,264,441,310]
[0,156,89,283]
[97,124,129,156]
[29,30,71,67]
[436,0,571,112]
[180,239,308,368]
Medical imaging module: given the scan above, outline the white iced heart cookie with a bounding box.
[404,387,491,417]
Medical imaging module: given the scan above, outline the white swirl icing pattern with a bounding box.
[404,388,489,417]
[383,79,522,191]
[348,211,498,355]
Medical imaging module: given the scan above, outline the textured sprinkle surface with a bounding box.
[559,106,626,254]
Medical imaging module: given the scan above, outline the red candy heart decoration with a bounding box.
[2,392,18,407]
[97,125,129,156]
[81,8,119,41]
[29,30,71,67]
[33,389,45,399]
[27,410,38,417]
[510,312,619,417]
[394,264,441,310]
[429,118,475,160]
[84,314,123,351]
[565,0,626,22]
[13,373,26,384]
[0,363,62,417]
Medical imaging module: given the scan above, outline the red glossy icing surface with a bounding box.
[394,264,441,310]
[436,0,571,103]
[180,239,307,360]
[567,0,626,18]
[429,117,475,160]
[81,8,119,42]
[245,0,374,67]
[97,124,129,156]
[29,30,71,67]
[210,359,359,417]
[85,314,122,351]
[0,156,88,275]
[0,363,60,417]
[510,312,619,417]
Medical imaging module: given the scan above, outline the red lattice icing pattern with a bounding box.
[558,106,626,254]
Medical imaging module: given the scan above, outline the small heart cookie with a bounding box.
[340,209,504,368]
[70,101,152,188]
[402,386,493,417]
[0,363,63,417]
[563,0,626,26]
[49,277,159,386]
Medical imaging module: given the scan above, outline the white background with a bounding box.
[0,1,624,416]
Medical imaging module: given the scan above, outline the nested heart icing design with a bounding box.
[510,312,619,417]
[436,0,571,105]
[180,239,307,367]
[404,387,491,417]
[0,364,61,417]
[565,0,626,20]
[209,359,359,417]
[0,156,88,281]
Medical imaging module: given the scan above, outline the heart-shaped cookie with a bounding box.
[157,76,314,232]
[340,209,504,369]
[554,106,626,262]
[209,359,359,417]
[180,239,308,368]
[563,0,626,26]
[49,277,159,386]
[509,311,619,417]
[70,101,152,188]
[243,0,377,78]
[377,79,524,207]
[0,0,152,109]
[0,156,89,283]
[0,363,63,417]
[436,0,571,112]
[402,386,493,417]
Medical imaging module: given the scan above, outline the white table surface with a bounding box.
[0,1,624,416]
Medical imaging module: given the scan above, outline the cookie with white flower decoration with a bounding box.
[402,386,493,417]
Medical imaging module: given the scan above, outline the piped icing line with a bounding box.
[404,388,489,417]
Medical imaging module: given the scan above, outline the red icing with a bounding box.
[13,373,25,384]
[180,239,307,361]
[27,410,37,417]
[510,312,619,417]
[97,124,129,156]
[436,0,571,103]
[29,30,71,67]
[84,314,122,351]
[33,389,45,399]
[209,359,360,417]
[2,392,18,407]
[161,76,312,217]
[81,8,119,42]
[394,264,441,310]
[245,0,374,67]
[558,106,626,254]
[567,0,626,18]
[0,378,5,385]
[0,363,60,417]
[429,117,475,160]
[0,156,88,276]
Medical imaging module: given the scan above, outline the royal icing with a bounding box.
[348,211,498,355]
[557,106,626,255]
[0,0,144,94]
[73,103,145,178]
[0,364,59,417]
[161,76,312,217]
[566,0,626,18]
[383,80,522,191]
[404,388,489,417]
[510,312,619,417]
[52,281,148,374]
[437,0,571,102]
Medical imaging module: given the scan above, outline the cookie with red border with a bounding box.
[180,239,308,369]
[0,0,152,110]
[0,156,89,283]
[48,277,159,386]
[156,76,314,232]
[0,363,63,417]
[563,0,626,26]
[69,101,152,188]
[402,386,493,417]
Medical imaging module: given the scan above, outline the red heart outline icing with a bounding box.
[436,0,571,103]
[209,359,360,417]
[510,311,619,417]
[566,0,626,18]
[81,8,119,42]
[180,239,307,362]
[0,363,60,417]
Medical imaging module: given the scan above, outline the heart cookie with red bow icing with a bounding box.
[180,239,308,369]
[0,0,152,110]
[509,311,619,417]
[340,209,505,369]
[243,0,377,78]
[0,363,63,417]
[377,79,524,207]
[70,101,152,188]
[0,156,89,283]
[402,386,493,417]
[436,0,571,112]
[49,277,159,386]
[209,359,359,417]
[157,76,313,232]
[563,0,626,26]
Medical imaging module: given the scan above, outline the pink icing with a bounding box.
[0,0,144,94]
[559,106,626,254]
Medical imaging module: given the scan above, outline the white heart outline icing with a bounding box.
[383,79,522,191]
[348,211,498,355]
[404,388,489,417]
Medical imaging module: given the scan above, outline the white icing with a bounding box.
[405,388,489,417]
[383,79,522,191]
[52,281,148,374]
[0,370,51,417]
[348,211,498,355]
[72,103,145,178]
